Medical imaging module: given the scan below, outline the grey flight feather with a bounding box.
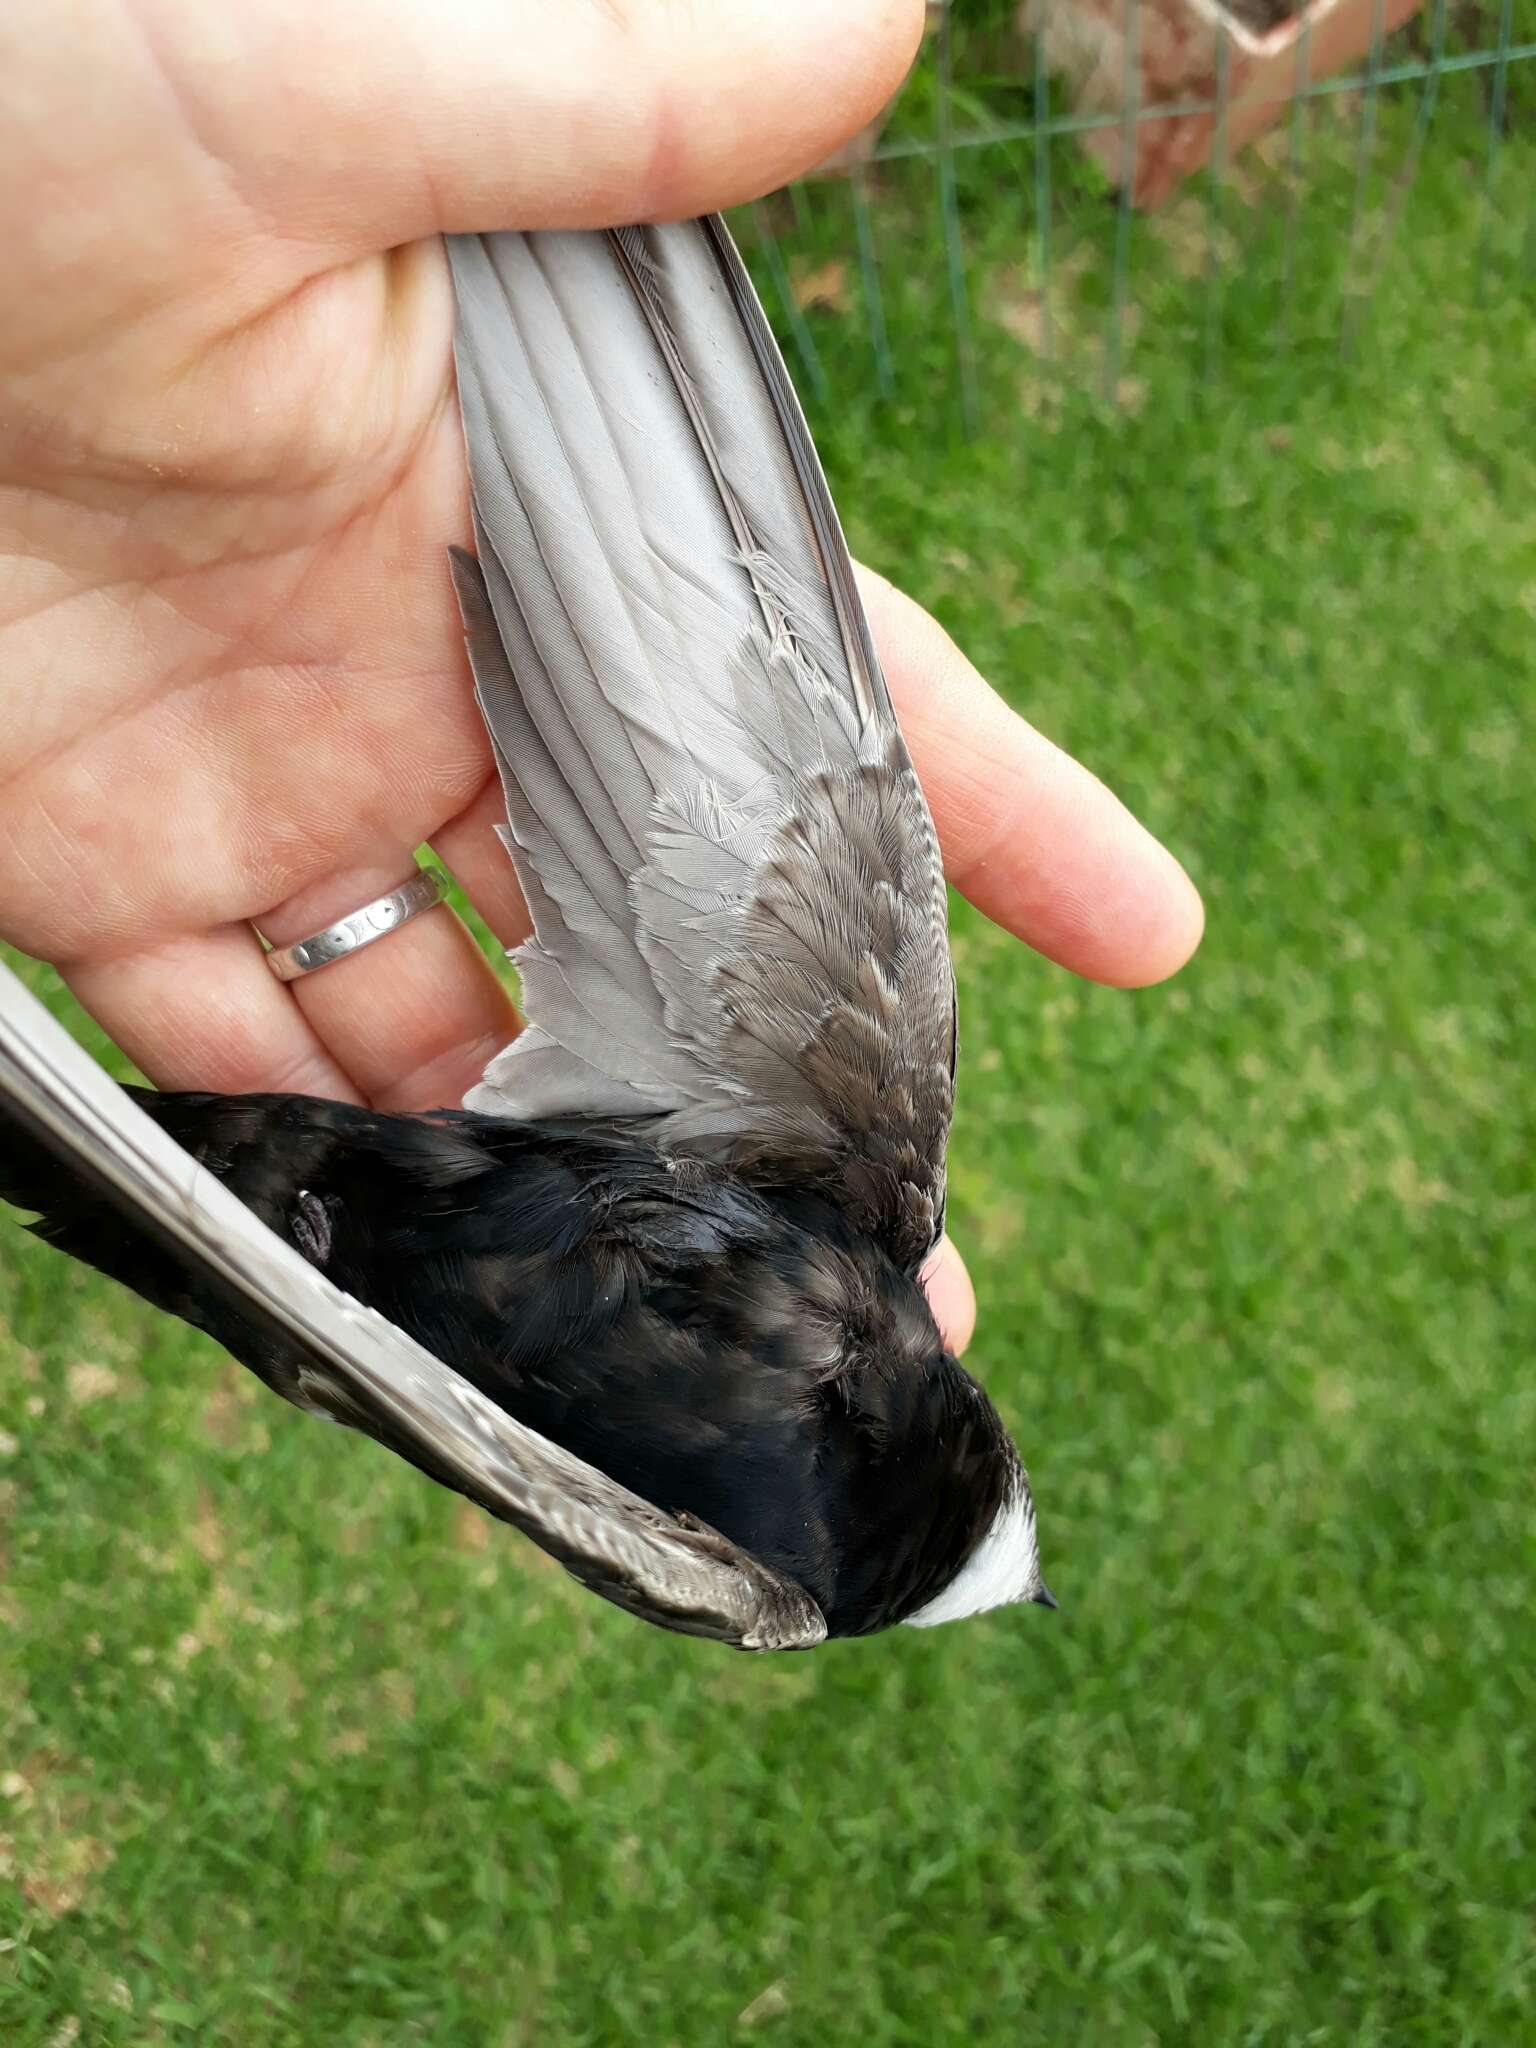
[448,220,956,1272]
[0,962,826,1651]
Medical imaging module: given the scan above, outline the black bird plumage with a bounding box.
[0,217,1049,1646]
[2,1091,1011,1637]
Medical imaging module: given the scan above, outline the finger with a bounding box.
[140,1,925,251]
[253,855,519,1113]
[65,926,360,1101]
[857,569,1204,988]
[921,1235,976,1356]
[429,776,532,953]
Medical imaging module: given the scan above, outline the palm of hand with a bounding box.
[2,209,525,1102]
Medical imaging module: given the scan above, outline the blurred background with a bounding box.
[3,4,1533,2041]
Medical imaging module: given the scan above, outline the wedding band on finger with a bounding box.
[257,868,450,983]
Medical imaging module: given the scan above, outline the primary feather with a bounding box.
[449,222,956,1271]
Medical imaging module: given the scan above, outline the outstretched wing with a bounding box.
[0,963,824,1651]
[448,220,955,1273]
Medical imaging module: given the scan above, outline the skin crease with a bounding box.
[0,0,1203,1357]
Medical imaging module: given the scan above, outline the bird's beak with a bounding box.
[1030,1583,1059,1610]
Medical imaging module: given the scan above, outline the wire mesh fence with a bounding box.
[737,1,1536,435]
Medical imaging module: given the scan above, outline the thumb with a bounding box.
[172,0,925,249]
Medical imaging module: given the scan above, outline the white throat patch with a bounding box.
[902,1482,1039,1629]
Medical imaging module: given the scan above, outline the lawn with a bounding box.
[3,31,1535,2048]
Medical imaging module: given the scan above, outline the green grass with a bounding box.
[4,52,1536,2048]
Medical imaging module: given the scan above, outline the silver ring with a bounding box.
[260,868,449,982]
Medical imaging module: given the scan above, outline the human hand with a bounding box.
[0,0,1201,1352]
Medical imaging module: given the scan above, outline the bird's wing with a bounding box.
[0,963,825,1651]
[449,220,955,1272]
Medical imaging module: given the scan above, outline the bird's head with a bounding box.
[901,1436,1054,1629]
[714,1223,1053,1641]
[809,1280,1054,1636]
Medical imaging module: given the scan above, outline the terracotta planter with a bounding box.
[1024,0,1425,206]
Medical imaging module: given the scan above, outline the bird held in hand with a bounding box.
[0,219,1051,1647]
